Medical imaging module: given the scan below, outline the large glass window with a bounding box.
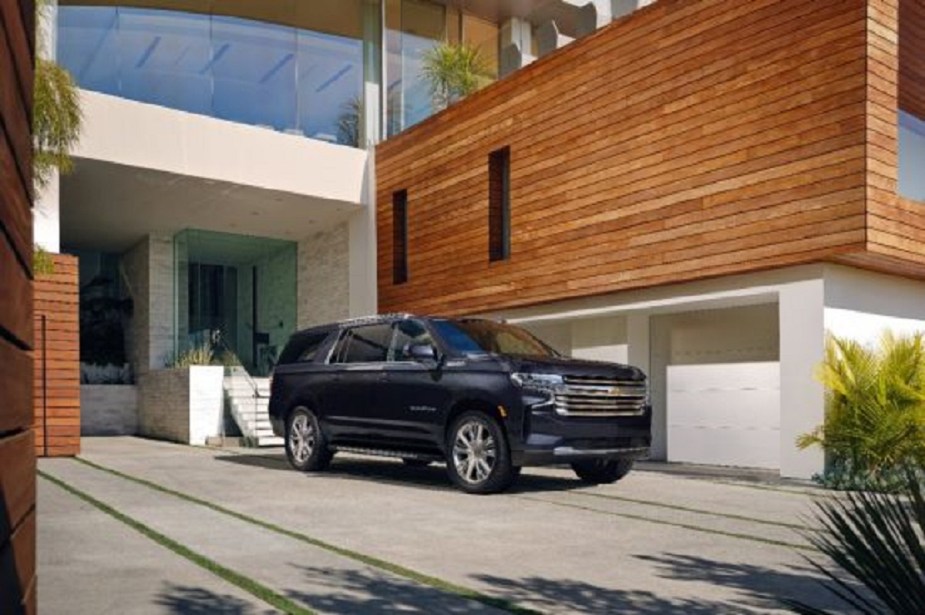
[899,111,925,202]
[58,3,365,147]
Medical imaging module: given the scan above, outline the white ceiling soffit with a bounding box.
[60,158,360,254]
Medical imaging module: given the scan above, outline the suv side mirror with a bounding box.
[406,343,437,363]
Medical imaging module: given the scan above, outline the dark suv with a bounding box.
[269,314,651,494]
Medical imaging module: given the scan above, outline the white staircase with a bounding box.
[224,370,283,447]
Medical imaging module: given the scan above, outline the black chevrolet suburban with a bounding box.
[269,314,651,494]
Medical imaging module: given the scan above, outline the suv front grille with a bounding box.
[555,376,647,417]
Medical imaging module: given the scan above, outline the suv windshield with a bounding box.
[433,319,558,357]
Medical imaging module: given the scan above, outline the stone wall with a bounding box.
[121,234,175,375]
[298,222,350,328]
[138,368,190,443]
[137,366,224,445]
[81,385,138,436]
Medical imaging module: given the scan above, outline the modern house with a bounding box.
[40,0,924,477]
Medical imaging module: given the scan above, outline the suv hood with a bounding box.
[505,355,645,381]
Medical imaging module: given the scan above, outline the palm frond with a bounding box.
[421,41,493,111]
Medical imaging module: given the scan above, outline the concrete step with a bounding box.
[254,435,284,447]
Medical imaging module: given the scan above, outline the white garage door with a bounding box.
[667,362,780,469]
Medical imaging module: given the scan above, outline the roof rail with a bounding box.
[334,313,416,328]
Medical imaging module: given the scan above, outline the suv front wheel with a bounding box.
[446,412,516,494]
[286,407,333,472]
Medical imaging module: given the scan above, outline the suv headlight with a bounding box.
[510,372,564,391]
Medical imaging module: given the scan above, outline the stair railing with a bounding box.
[210,330,270,445]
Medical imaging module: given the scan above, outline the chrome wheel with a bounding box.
[452,420,497,484]
[289,413,315,465]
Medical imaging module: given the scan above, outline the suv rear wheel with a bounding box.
[286,407,333,472]
[446,412,516,494]
[571,458,634,484]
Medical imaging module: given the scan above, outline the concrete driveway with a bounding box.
[38,437,846,614]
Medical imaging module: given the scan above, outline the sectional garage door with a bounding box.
[652,305,781,469]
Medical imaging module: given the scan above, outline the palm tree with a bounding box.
[421,41,493,111]
[33,0,82,192]
[798,332,925,487]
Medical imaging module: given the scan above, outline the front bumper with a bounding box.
[511,404,652,466]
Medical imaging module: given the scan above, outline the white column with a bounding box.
[778,279,826,479]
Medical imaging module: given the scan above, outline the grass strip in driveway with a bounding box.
[571,491,815,531]
[74,457,540,615]
[513,494,815,552]
[38,470,313,615]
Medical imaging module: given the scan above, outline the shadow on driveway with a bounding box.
[284,565,500,614]
[155,584,274,614]
[471,553,850,615]
[213,453,588,494]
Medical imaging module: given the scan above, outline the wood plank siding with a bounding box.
[32,254,81,457]
[857,0,925,274]
[0,0,37,612]
[375,0,911,316]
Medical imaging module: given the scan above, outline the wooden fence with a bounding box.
[33,253,81,457]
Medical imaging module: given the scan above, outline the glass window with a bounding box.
[297,30,364,144]
[433,320,558,357]
[211,15,297,130]
[119,8,212,116]
[332,324,393,363]
[278,331,331,365]
[57,4,368,147]
[390,319,434,361]
[57,6,120,96]
[463,14,499,80]
[386,0,446,136]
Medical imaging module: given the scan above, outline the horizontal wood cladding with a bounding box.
[0,1,36,612]
[32,254,81,458]
[899,0,925,119]
[376,0,869,315]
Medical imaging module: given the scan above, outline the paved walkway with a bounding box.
[38,437,846,614]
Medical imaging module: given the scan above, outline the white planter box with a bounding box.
[138,366,224,445]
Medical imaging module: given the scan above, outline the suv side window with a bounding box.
[277,331,330,365]
[331,324,393,363]
[390,319,435,361]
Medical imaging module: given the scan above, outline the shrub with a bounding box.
[798,332,925,488]
[784,472,925,614]
[167,339,215,368]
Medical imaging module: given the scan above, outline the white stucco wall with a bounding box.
[824,266,925,345]
[75,91,369,204]
[34,173,60,253]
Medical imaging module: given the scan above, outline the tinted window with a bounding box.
[332,324,393,363]
[390,319,434,361]
[433,320,557,357]
[278,331,330,365]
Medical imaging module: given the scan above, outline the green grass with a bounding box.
[512,494,816,552]
[38,470,314,615]
[574,491,814,531]
[73,457,540,615]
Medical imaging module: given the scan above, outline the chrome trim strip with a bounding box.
[553,446,649,457]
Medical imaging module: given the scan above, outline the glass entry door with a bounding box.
[174,229,297,376]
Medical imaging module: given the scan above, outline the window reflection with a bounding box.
[57,5,364,147]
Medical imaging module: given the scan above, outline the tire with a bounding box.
[402,458,432,467]
[446,411,516,494]
[571,459,634,485]
[285,407,333,472]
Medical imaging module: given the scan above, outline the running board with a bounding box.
[329,445,443,463]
